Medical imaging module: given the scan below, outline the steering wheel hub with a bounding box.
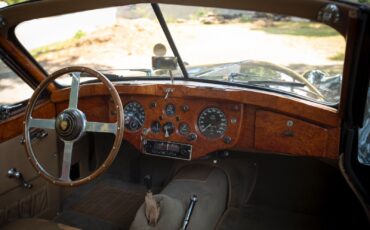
[55,109,86,142]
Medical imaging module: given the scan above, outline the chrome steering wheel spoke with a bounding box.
[60,141,74,181]
[85,121,117,134]
[68,72,81,109]
[29,118,56,130]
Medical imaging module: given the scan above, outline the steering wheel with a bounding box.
[24,66,124,187]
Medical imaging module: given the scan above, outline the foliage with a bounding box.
[255,21,339,37]
[239,15,253,23]
[329,52,345,61]
[191,8,213,20]
[31,30,86,58]
[73,30,86,39]
[3,0,26,5]
[359,0,370,4]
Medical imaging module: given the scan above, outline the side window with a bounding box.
[0,59,33,105]
[358,86,370,165]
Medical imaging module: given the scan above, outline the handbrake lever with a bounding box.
[181,194,198,230]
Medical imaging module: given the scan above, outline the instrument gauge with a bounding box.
[165,104,176,116]
[178,122,190,135]
[163,122,175,137]
[151,121,161,134]
[123,102,145,132]
[198,107,227,139]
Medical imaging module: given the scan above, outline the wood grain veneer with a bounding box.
[52,83,341,160]
[254,110,331,158]
[51,82,340,126]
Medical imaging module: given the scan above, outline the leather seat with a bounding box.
[1,218,79,230]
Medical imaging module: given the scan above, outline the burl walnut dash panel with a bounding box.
[254,110,330,158]
[51,83,341,159]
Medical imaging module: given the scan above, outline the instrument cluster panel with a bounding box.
[109,95,243,160]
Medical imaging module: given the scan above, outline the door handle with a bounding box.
[20,128,48,144]
[7,168,32,189]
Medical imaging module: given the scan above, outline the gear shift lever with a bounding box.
[144,175,160,226]
[144,174,152,192]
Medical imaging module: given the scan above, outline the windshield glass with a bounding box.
[161,5,345,104]
[16,5,176,84]
[15,3,345,104]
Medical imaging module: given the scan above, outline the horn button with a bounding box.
[55,109,86,141]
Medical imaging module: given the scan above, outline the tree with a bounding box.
[3,0,26,5]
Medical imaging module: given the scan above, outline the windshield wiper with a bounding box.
[152,3,189,79]
[80,69,152,79]
[241,80,306,87]
[228,72,306,87]
[98,69,153,77]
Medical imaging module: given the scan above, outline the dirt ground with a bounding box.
[36,19,345,74]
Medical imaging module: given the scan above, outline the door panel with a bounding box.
[0,131,60,226]
[0,100,60,226]
[0,130,59,225]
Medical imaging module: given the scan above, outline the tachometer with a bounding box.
[198,107,227,139]
[124,102,145,132]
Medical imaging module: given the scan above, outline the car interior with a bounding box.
[0,0,370,229]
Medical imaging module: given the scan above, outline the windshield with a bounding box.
[160,5,345,104]
[15,3,345,104]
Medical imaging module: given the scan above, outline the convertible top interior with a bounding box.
[0,0,370,229]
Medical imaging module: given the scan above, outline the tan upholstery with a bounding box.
[1,218,80,230]
[162,166,228,230]
[130,194,185,230]
[130,165,228,230]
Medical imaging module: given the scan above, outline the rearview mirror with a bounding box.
[152,56,178,70]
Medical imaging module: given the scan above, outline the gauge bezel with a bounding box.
[163,121,175,137]
[178,122,191,136]
[150,121,161,134]
[123,101,146,132]
[197,107,228,139]
[165,103,176,116]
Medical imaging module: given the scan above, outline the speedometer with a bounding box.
[198,107,227,139]
[124,101,145,132]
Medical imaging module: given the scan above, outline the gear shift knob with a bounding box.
[144,175,152,192]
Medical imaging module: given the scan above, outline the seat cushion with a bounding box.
[130,165,228,230]
[1,218,79,230]
[162,165,228,230]
[130,194,185,230]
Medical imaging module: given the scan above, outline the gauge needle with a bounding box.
[133,116,143,126]
[164,127,169,137]
[201,124,212,132]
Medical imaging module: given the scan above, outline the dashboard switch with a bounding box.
[187,133,198,141]
[150,101,157,109]
[223,136,232,144]
[182,105,189,112]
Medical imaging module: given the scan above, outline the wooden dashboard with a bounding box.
[51,81,341,160]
